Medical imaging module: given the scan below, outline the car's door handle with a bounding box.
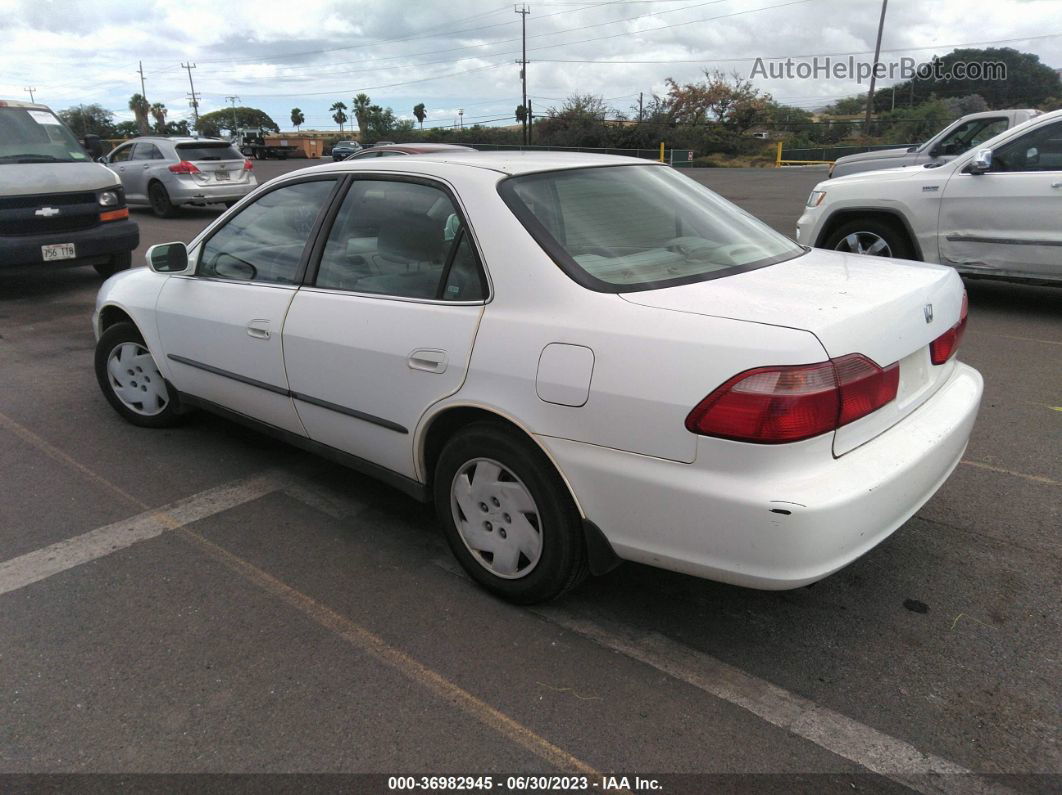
[408,348,447,373]
[1051,181,1062,189]
[246,320,271,339]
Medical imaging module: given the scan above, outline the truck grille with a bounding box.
[0,192,101,237]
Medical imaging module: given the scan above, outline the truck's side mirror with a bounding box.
[969,148,993,174]
[82,134,104,159]
[146,242,190,273]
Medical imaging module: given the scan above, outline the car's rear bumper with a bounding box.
[0,218,139,268]
[166,177,257,205]
[542,361,983,589]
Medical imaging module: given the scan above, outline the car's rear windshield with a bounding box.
[0,107,88,163]
[176,142,243,161]
[498,164,805,292]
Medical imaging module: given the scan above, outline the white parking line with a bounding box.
[0,473,283,596]
[434,557,1010,793]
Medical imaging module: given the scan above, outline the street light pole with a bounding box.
[863,0,888,137]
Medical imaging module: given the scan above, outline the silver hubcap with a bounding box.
[450,458,542,579]
[106,342,168,416]
[835,231,892,257]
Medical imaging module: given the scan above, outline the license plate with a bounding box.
[215,170,230,181]
[42,243,76,261]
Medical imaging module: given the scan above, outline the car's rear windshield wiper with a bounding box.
[0,153,70,163]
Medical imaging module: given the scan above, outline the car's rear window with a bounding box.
[176,142,243,161]
[498,165,804,292]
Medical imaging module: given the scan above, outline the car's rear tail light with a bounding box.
[168,160,200,174]
[243,159,253,170]
[685,354,899,444]
[929,291,969,365]
[98,207,129,222]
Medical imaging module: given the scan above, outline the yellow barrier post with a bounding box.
[659,142,665,163]
[775,140,783,167]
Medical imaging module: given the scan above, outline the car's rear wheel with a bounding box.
[95,322,182,428]
[148,182,178,219]
[823,218,913,259]
[94,251,132,278]
[434,422,588,604]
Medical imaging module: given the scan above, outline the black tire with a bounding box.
[95,322,182,428]
[94,251,132,278]
[434,422,588,604]
[148,182,178,219]
[823,217,914,260]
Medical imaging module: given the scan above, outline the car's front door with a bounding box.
[282,177,488,478]
[156,177,340,435]
[939,119,1062,281]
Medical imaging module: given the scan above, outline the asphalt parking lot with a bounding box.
[1,159,1058,790]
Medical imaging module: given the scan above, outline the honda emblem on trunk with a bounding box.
[924,304,934,323]
[35,207,60,217]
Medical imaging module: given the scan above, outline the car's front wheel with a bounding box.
[95,322,182,428]
[434,423,588,604]
[823,218,913,259]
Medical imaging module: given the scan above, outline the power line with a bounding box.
[234,61,508,98]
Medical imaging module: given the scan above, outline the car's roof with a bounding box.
[339,150,660,175]
[0,99,53,111]
[361,143,476,154]
[121,136,232,144]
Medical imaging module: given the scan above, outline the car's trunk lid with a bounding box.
[621,249,965,455]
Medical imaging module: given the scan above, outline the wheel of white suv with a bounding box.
[95,322,182,428]
[824,218,913,260]
[433,422,588,604]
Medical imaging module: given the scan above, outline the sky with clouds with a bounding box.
[2,0,1060,132]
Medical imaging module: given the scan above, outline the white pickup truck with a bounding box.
[829,109,1041,179]
[797,109,1062,285]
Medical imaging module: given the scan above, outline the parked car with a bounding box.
[98,137,258,218]
[93,152,981,603]
[798,109,1062,285]
[829,109,1041,178]
[345,143,476,159]
[0,99,138,277]
[330,140,362,160]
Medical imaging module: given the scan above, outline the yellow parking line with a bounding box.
[0,407,599,776]
[960,459,1060,486]
[181,529,600,776]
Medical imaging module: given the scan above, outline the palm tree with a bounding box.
[330,101,348,133]
[352,93,372,139]
[413,103,426,129]
[150,103,167,134]
[128,93,151,136]
[290,107,305,131]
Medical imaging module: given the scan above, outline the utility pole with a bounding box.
[527,99,533,143]
[515,4,530,146]
[226,95,240,135]
[24,87,36,103]
[137,60,148,100]
[863,0,888,137]
[181,62,200,128]
[458,108,464,130]
[638,91,644,123]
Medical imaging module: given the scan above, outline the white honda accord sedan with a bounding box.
[93,152,983,603]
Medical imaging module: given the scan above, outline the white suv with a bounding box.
[797,109,1062,285]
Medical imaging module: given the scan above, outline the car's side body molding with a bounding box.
[177,392,428,501]
[945,234,1062,247]
[167,353,409,434]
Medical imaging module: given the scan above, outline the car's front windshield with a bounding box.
[499,164,804,292]
[0,107,88,164]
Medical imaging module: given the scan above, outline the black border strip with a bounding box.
[167,354,407,434]
[945,234,1062,247]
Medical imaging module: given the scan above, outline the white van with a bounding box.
[0,99,138,277]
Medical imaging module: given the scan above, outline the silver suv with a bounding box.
[99,137,258,218]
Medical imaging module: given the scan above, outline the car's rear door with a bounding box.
[156,177,340,434]
[282,176,488,479]
[939,118,1062,281]
[128,142,164,203]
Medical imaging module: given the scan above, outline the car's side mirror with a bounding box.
[969,148,993,174]
[96,156,108,164]
[146,242,190,273]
